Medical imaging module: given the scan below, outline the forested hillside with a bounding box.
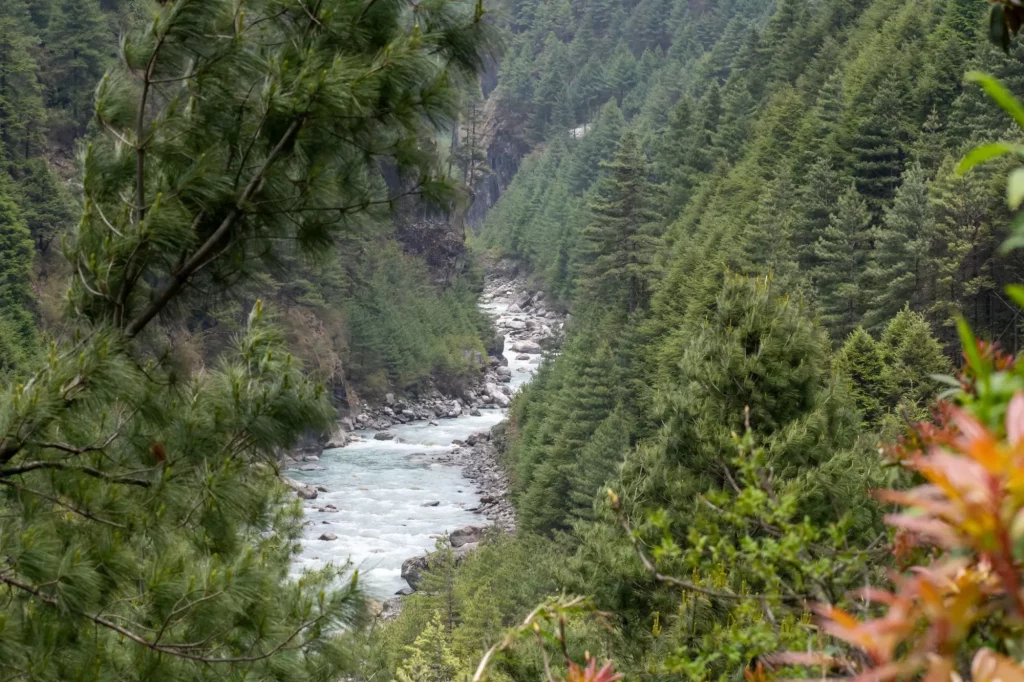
[366,0,1024,679]
[0,0,493,405]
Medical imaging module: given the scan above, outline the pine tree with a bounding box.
[395,613,464,682]
[794,157,844,272]
[655,95,698,213]
[632,275,860,514]
[866,164,934,330]
[607,46,639,105]
[927,158,998,340]
[12,158,75,255]
[713,83,757,162]
[0,173,34,347]
[814,183,874,340]
[568,405,632,519]
[879,306,951,418]
[850,75,910,215]
[742,168,800,288]
[566,100,625,193]
[761,0,810,84]
[910,107,946,172]
[835,327,887,425]
[577,129,663,314]
[516,338,619,533]
[793,69,844,171]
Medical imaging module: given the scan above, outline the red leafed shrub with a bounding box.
[811,391,1024,682]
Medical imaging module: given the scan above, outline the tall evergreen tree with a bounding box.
[866,163,934,329]
[742,168,800,287]
[927,158,1000,341]
[849,75,911,215]
[879,306,950,418]
[577,129,663,314]
[835,326,887,425]
[0,172,34,364]
[814,183,874,340]
[795,157,845,272]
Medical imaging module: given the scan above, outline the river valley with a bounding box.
[285,274,559,599]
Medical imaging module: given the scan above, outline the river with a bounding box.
[286,283,546,599]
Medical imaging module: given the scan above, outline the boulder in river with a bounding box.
[516,354,530,360]
[374,432,396,441]
[319,533,338,541]
[324,425,349,449]
[511,340,542,354]
[421,500,440,507]
[401,555,430,590]
[450,524,487,548]
[486,333,505,357]
[454,542,479,559]
[281,476,318,500]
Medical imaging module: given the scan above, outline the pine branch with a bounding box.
[0,461,152,487]
[0,574,329,663]
[124,117,305,338]
[0,480,127,529]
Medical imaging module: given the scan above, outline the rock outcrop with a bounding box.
[281,476,318,500]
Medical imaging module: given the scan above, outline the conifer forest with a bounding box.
[10,0,1024,680]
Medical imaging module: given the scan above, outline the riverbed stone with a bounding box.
[421,500,440,507]
[379,597,405,621]
[511,340,542,354]
[450,524,487,548]
[374,431,395,441]
[401,555,429,589]
[318,533,338,541]
[281,476,318,500]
